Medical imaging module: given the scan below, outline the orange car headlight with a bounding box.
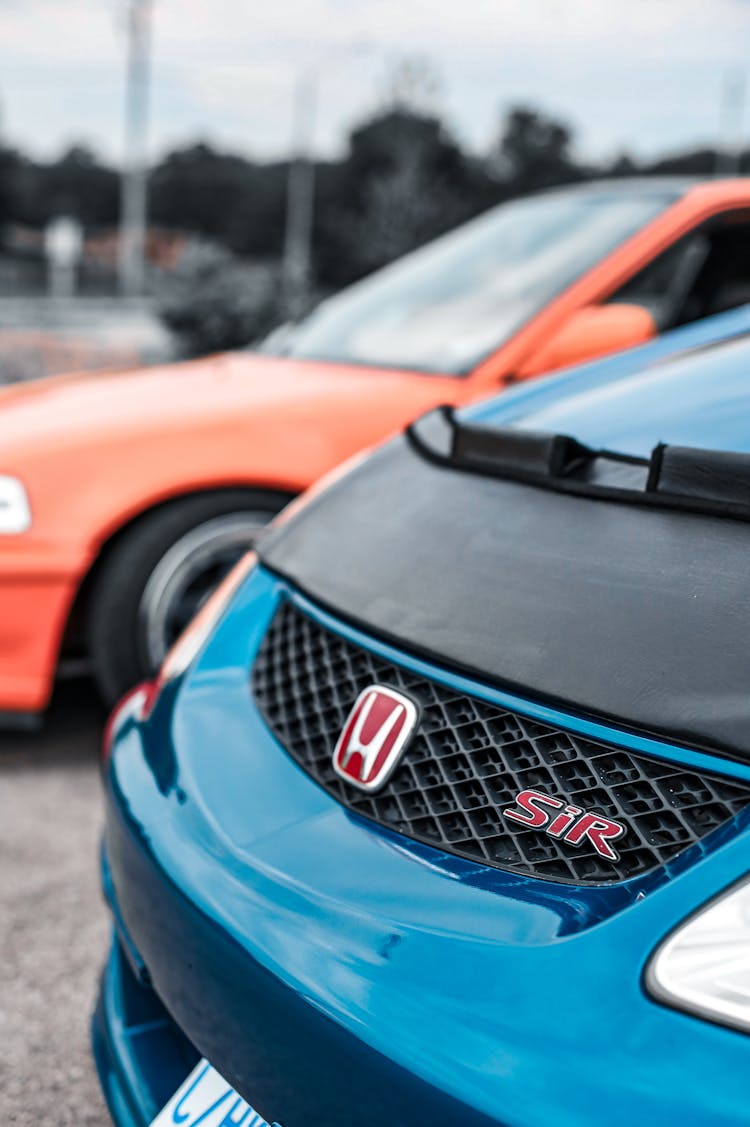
[0,476,31,533]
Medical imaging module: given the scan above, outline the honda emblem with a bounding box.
[333,686,418,792]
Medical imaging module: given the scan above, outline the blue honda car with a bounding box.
[94,306,750,1127]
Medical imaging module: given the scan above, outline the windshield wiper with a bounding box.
[407,406,750,521]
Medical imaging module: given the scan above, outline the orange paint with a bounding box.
[3,179,750,714]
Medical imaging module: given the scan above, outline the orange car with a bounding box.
[3,177,750,718]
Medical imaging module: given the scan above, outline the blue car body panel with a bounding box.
[466,302,750,438]
[95,309,750,1127]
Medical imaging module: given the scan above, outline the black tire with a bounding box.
[87,490,285,705]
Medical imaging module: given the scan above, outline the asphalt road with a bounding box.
[0,681,112,1124]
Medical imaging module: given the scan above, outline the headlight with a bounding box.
[0,476,31,533]
[646,876,750,1034]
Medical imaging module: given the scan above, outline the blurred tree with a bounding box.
[605,152,640,178]
[7,146,119,230]
[156,241,280,356]
[223,162,289,258]
[150,144,252,241]
[380,55,443,117]
[316,108,498,284]
[493,105,581,193]
[45,146,119,226]
[0,147,20,238]
[6,95,748,309]
[643,148,720,177]
[149,143,288,257]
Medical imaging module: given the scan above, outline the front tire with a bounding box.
[87,490,285,705]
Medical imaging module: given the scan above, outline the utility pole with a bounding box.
[281,73,317,322]
[118,0,152,297]
[716,69,746,177]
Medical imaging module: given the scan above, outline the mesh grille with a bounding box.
[252,601,750,885]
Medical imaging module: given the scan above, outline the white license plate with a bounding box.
[150,1059,275,1127]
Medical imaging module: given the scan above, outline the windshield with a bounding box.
[266,187,678,375]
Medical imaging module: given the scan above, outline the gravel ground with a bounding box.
[0,682,112,1124]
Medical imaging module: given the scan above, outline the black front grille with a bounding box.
[252,601,750,885]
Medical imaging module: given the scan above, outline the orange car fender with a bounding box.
[30,374,461,560]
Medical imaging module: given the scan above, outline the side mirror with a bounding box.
[519,303,658,379]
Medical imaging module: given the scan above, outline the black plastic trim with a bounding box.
[407,407,750,523]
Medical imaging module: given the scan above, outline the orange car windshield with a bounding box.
[270,186,679,375]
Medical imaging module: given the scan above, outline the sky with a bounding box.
[0,0,749,166]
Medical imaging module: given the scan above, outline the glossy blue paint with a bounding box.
[466,303,750,450]
[98,562,750,1127]
[95,311,750,1127]
[291,582,750,787]
[92,939,199,1127]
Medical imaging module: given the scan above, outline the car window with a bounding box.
[609,211,750,331]
[265,188,678,376]
[609,234,710,329]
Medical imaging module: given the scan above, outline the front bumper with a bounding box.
[98,785,502,1127]
[95,566,750,1127]
[0,544,89,713]
[92,939,199,1127]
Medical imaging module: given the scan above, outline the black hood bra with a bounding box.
[259,408,750,762]
[407,407,750,520]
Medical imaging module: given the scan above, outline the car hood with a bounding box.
[0,351,439,458]
[259,331,750,761]
[469,330,750,456]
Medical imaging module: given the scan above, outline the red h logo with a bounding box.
[333,686,418,792]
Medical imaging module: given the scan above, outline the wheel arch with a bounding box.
[58,483,296,671]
